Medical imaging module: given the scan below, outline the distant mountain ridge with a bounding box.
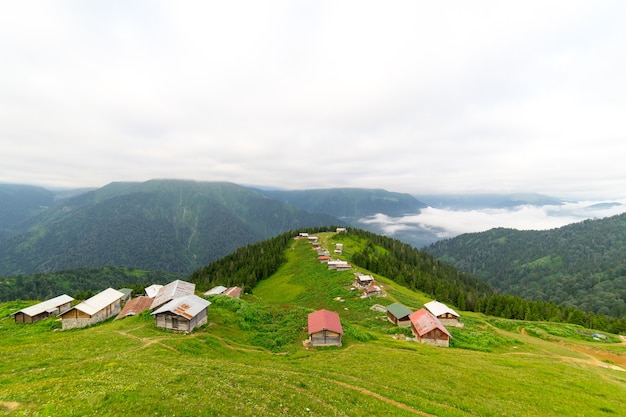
[0,180,343,276]
[261,187,427,219]
[424,213,626,318]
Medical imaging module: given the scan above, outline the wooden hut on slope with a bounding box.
[424,300,463,328]
[60,288,124,330]
[386,303,413,327]
[12,294,74,324]
[150,280,195,311]
[152,295,211,332]
[308,309,343,347]
[409,308,451,347]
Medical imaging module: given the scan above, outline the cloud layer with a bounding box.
[1,1,625,199]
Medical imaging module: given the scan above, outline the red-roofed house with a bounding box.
[308,309,343,347]
[409,308,451,347]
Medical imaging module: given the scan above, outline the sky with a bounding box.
[1,1,626,200]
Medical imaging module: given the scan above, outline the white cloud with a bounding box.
[0,1,625,198]
[360,199,626,241]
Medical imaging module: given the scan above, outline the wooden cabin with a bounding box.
[13,294,74,324]
[61,288,124,330]
[150,279,195,310]
[424,300,463,328]
[308,309,343,347]
[363,284,382,297]
[152,295,211,332]
[409,308,451,347]
[115,296,154,320]
[386,303,413,327]
[354,273,374,288]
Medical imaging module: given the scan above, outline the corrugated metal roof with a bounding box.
[386,303,413,319]
[150,280,195,310]
[74,288,124,316]
[409,308,451,337]
[151,295,211,320]
[424,300,460,318]
[308,309,343,335]
[145,284,163,298]
[15,294,74,317]
[223,287,242,298]
[115,296,154,319]
[204,285,227,296]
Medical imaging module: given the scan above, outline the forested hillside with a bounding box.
[0,184,55,240]
[0,180,341,276]
[261,188,426,219]
[425,213,626,318]
[190,227,626,334]
[0,267,180,301]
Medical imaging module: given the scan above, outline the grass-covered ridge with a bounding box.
[0,232,625,416]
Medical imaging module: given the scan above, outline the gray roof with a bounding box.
[14,294,74,317]
[150,280,195,310]
[151,295,211,319]
[73,288,124,316]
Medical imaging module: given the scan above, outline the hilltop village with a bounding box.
[12,229,464,348]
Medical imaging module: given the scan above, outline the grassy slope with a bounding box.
[0,233,624,416]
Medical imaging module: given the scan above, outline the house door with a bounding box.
[171,317,178,329]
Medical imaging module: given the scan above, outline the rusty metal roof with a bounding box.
[115,296,154,319]
[409,308,451,338]
[308,309,343,335]
[151,295,210,320]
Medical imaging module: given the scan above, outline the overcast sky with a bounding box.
[1,1,625,199]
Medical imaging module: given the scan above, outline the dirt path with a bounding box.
[0,401,20,412]
[323,378,438,417]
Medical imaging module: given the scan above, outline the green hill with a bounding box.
[1,231,624,416]
[0,180,342,276]
[424,213,626,318]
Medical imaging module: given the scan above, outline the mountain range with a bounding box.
[0,180,342,275]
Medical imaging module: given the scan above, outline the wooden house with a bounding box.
[204,285,228,296]
[118,288,133,303]
[152,295,211,332]
[223,286,243,298]
[424,300,463,328]
[308,309,343,347]
[408,308,451,347]
[363,284,382,297]
[354,273,374,288]
[150,279,195,310]
[115,296,154,320]
[61,288,124,330]
[13,294,74,324]
[386,303,413,327]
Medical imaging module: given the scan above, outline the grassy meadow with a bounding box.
[1,233,625,416]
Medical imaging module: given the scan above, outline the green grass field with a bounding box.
[1,233,625,416]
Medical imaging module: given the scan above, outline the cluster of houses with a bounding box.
[13,229,462,349]
[297,231,463,348]
[12,279,243,333]
[386,300,463,347]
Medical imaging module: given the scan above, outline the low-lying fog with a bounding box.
[358,199,626,248]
